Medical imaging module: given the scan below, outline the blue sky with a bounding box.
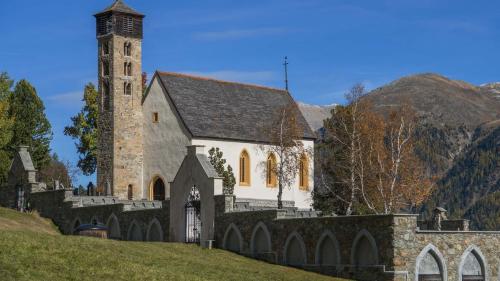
[1,0,499,187]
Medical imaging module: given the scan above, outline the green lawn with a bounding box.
[0,207,346,281]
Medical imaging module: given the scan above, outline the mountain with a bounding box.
[365,73,500,175]
[366,73,500,128]
[297,102,336,131]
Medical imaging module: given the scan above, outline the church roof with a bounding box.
[95,0,144,17]
[153,72,316,143]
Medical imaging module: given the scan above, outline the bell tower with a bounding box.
[95,0,144,199]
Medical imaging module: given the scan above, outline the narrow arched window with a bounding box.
[124,82,132,96]
[239,150,250,186]
[299,154,309,190]
[124,62,132,76]
[127,184,133,200]
[102,41,110,55]
[102,81,110,111]
[102,60,110,76]
[266,153,277,187]
[124,42,131,57]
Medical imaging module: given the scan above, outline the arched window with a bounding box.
[239,150,250,186]
[459,246,486,281]
[416,244,447,281]
[124,42,132,57]
[124,82,132,96]
[299,154,309,190]
[266,153,277,187]
[102,60,110,76]
[124,62,132,76]
[351,229,378,267]
[102,41,110,55]
[284,232,307,266]
[102,81,110,111]
[152,177,165,201]
[127,184,133,200]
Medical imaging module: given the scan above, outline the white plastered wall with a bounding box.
[191,138,314,209]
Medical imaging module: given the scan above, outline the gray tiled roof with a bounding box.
[95,0,144,17]
[155,72,316,143]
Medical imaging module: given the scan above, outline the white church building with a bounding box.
[94,0,316,210]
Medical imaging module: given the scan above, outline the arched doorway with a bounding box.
[185,186,201,243]
[152,178,166,201]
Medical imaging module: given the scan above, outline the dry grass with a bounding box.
[0,207,59,235]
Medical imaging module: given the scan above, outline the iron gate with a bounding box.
[185,186,201,243]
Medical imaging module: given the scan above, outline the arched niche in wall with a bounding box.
[315,230,341,267]
[106,213,121,240]
[222,223,243,253]
[459,245,487,281]
[250,222,272,257]
[71,218,81,235]
[127,220,143,241]
[415,244,447,281]
[90,216,100,225]
[350,229,379,267]
[146,218,164,242]
[283,231,307,267]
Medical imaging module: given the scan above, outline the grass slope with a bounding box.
[0,208,344,281]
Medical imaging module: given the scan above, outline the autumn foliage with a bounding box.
[315,84,434,215]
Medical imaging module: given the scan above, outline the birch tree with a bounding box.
[260,104,311,209]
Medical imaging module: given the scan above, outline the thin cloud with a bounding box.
[192,27,289,40]
[417,19,487,33]
[179,70,278,84]
[46,91,83,106]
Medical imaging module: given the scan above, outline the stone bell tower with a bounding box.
[95,0,144,199]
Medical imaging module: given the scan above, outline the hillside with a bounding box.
[0,208,344,281]
[423,126,500,229]
[0,207,59,235]
[366,73,500,128]
[361,73,500,229]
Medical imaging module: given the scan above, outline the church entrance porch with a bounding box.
[185,186,201,243]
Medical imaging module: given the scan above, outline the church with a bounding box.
[94,0,316,209]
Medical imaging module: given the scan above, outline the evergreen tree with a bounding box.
[0,73,14,183]
[208,147,236,195]
[64,83,98,176]
[8,79,52,170]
